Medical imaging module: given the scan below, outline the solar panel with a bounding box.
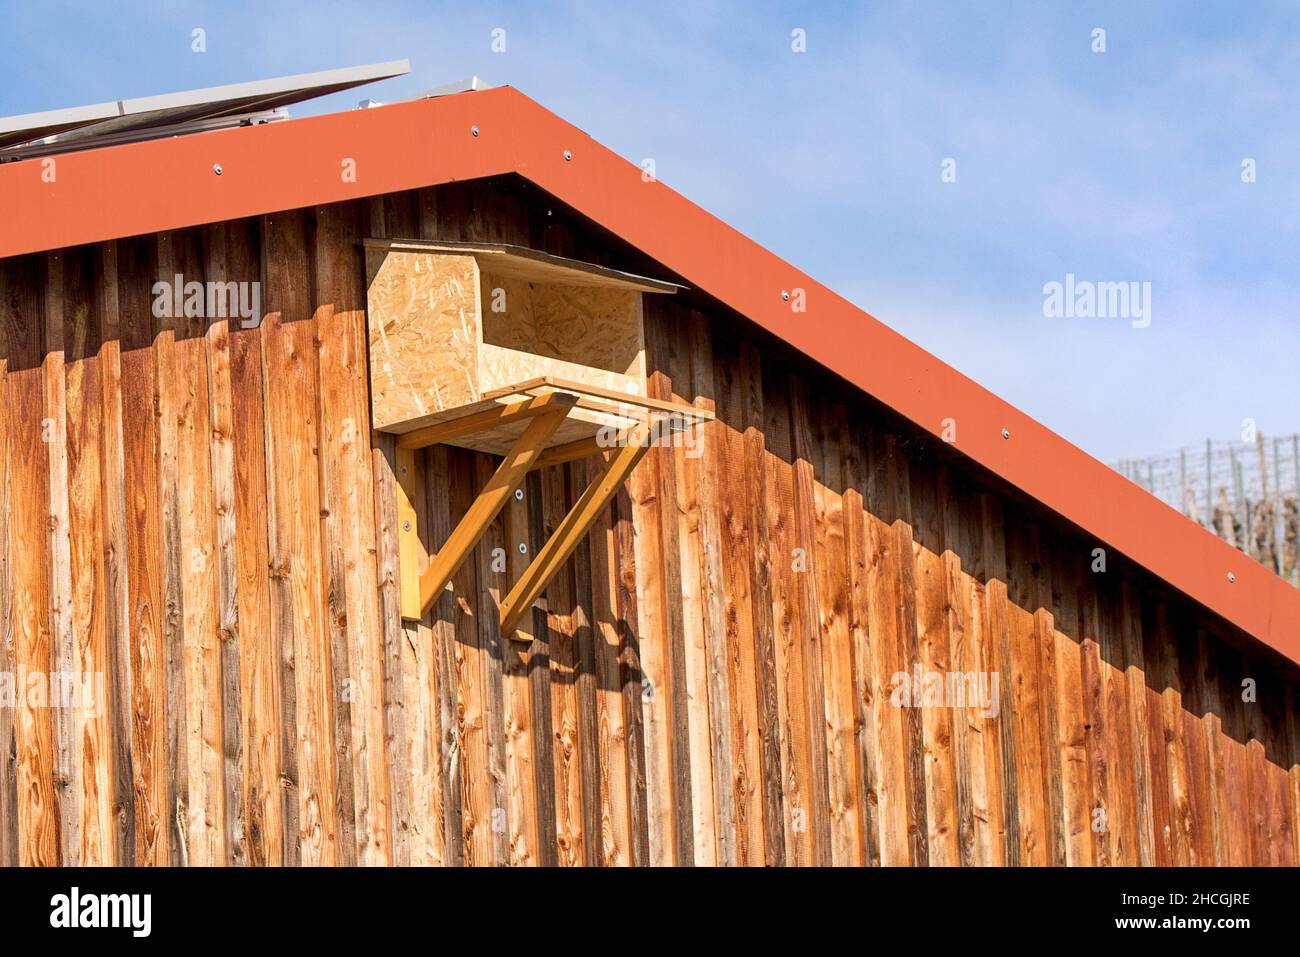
[0,60,411,157]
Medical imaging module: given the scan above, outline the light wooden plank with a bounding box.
[260,210,337,865]
[201,223,244,867]
[117,235,169,865]
[583,452,633,866]
[0,260,18,867]
[316,200,393,865]
[64,246,114,866]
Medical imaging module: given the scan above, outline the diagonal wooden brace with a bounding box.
[412,393,575,619]
[499,421,652,638]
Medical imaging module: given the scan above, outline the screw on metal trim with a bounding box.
[471,125,480,137]
[514,488,524,501]
[1227,571,1236,583]
[518,542,528,555]
[781,290,790,301]
[213,163,223,175]
[1001,428,1011,439]
[563,149,573,161]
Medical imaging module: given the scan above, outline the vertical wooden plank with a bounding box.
[0,261,18,867]
[171,229,227,867]
[200,223,244,866]
[909,460,959,866]
[503,484,540,865]
[152,232,190,866]
[176,310,225,866]
[1138,597,1174,866]
[425,445,459,866]
[1004,516,1050,866]
[223,218,282,866]
[814,405,864,865]
[713,336,769,865]
[678,316,737,864]
[740,343,784,866]
[979,495,1019,866]
[524,469,559,865]
[1031,531,1067,868]
[889,449,928,868]
[6,253,60,866]
[100,246,133,861]
[541,464,585,865]
[474,454,511,867]
[368,192,415,866]
[842,423,881,866]
[63,245,115,865]
[1100,578,1139,865]
[643,331,696,866]
[1119,581,1156,866]
[585,453,633,866]
[449,450,493,865]
[1173,617,1216,865]
[568,459,605,867]
[315,201,392,865]
[940,474,977,868]
[786,376,834,866]
[1051,553,1092,865]
[1285,684,1300,867]
[956,489,1007,866]
[1151,603,1194,865]
[627,386,675,865]
[663,314,719,866]
[1250,664,1293,865]
[117,235,169,865]
[685,317,738,866]
[762,373,814,865]
[44,252,79,865]
[611,475,651,867]
[260,210,336,865]
[1196,628,1230,866]
[862,432,918,866]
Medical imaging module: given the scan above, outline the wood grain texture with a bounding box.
[1,183,1296,868]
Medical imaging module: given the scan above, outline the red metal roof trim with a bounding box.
[2,85,1296,663]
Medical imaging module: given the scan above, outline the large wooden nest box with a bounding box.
[364,238,711,631]
[365,238,686,454]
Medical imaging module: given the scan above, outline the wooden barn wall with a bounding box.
[0,180,1298,866]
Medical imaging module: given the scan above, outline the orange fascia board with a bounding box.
[2,85,1297,663]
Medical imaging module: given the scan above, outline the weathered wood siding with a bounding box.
[0,180,1297,865]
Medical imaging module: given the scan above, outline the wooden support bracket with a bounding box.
[499,422,652,638]
[405,392,576,620]
[395,383,677,628]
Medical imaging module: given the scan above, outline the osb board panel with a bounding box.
[1,182,1297,867]
[366,247,479,428]
[479,270,645,381]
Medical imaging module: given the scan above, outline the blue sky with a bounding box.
[2,1,1296,463]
